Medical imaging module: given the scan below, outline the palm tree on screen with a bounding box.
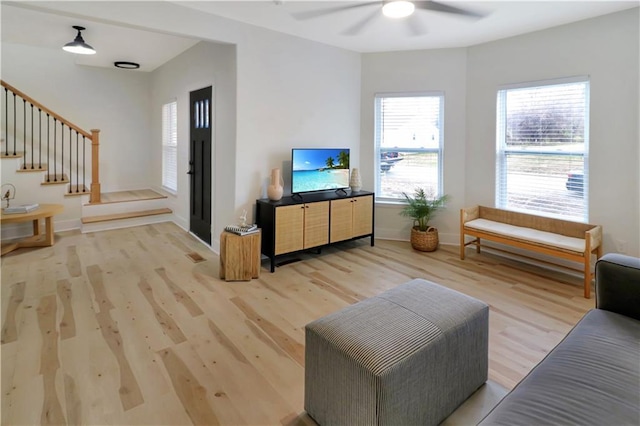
[338,151,349,169]
[326,157,335,169]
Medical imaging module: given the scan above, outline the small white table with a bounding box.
[0,204,64,255]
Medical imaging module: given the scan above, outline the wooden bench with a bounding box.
[460,206,603,298]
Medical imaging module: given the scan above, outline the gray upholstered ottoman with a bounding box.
[304,278,489,425]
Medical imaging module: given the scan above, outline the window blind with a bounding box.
[496,80,589,222]
[374,93,444,201]
[162,101,178,192]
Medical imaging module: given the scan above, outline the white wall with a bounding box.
[360,8,639,256]
[360,48,468,243]
[139,4,361,250]
[3,3,637,257]
[466,8,639,256]
[1,43,153,193]
[150,41,237,239]
[1,42,152,233]
[5,2,362,252]
[235,29,361,209]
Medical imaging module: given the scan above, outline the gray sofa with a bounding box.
[479,253,640,425]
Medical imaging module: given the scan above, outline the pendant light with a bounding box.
[62,26,96,55]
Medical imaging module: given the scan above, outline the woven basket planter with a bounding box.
[411,226,439,252]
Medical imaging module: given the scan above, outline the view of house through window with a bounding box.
[162,101,178,192]
[496,79,589,222]
[374,93,444,201]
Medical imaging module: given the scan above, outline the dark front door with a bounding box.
[189,86,212,244]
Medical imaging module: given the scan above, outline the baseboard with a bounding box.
[374,228,459,246]
[172,213,189,233]
[1,218,81,241]
[375,232,586,279]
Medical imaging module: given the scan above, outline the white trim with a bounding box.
[495,79,590,222]
[374,92,445,201]
[162,100,178,192]
[374,90,445,98]
[498,75,590,91]
[1,218,81,241]
[161,185,177,196]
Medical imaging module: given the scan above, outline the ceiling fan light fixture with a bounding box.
[62,26,96,55]
[382,1,415,19]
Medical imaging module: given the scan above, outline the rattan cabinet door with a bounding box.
[274,204,304,255]
[304,201,330,249]
[330,198,353,243]
[352,195,373,237]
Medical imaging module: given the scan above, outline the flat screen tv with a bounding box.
[291,148,350,194]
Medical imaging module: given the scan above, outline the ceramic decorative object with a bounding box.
[350,168,362,192]
[267,168,284,201]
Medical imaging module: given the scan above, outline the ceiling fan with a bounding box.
[292,0,486,36]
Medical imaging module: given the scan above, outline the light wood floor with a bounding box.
[1,223,594,425]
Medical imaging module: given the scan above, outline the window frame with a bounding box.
[374,91,445,203]
[495,76,590,222]
[162,100,178,194]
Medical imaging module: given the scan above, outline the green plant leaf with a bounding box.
[399,188,450,231]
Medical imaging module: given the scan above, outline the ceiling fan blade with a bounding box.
[406,14,428,36]
[341,8,381,36]
[292,2,379,21]
[415,1,485,18]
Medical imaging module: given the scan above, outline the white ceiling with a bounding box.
[0,3,201,72]
[1,1,638,72]
[176,0,639,52]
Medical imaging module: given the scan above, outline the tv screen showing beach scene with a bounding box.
[291,148,350,194]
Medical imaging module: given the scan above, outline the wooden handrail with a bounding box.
[2,80,101,204]
[0,80,92,139]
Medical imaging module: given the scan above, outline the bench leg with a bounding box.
[476,238,481,254]
[584,253,591,299]
[459,210,466,260]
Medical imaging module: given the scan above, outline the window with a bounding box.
[162,101,178,192]
[496,78,589,222]
[375,93,444,201]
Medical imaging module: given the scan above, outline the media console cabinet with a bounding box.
[256,190,375,272]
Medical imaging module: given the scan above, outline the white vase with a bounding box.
[267,168,284,201]
[350,168,362,192]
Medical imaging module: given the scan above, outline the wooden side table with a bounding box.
[219,230,261,281]
[0,203,64,255]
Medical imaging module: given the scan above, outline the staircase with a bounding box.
[1,80,100,202]
[1,81,173,235]
[81,189,173,233]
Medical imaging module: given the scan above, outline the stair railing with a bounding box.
[1,80,101,203]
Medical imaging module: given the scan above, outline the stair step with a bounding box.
[1,152,24,158]
[65,185,90,197]
[17,164,47,172]
[81,208,172,224]
[95,189,168,205]
[41,174,69,185]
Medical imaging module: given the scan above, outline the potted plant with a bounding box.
[400,188,450,252]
